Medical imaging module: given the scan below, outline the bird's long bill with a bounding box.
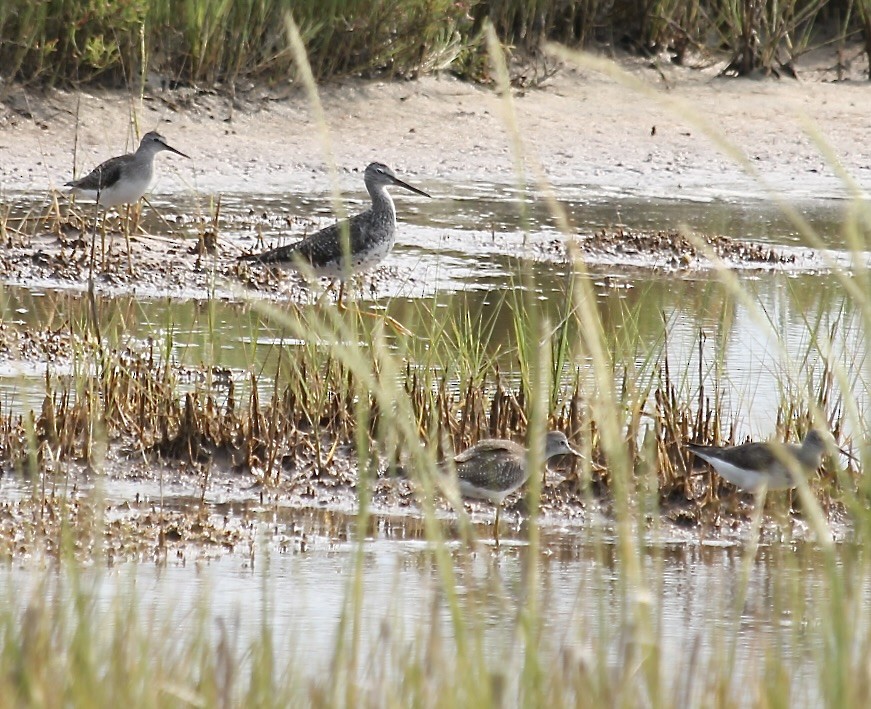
[391,175,430,198]
[163,142,191,159]
[838,445,860,464]
[567,445,583,458]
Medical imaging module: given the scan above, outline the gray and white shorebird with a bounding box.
[448,430,582,535]
[239,162,430,306]
[66,130,189,207]
[686,429,848,492]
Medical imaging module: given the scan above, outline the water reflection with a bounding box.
[0,189,866,438]
[0,505,859,702]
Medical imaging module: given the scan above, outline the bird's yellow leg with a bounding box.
[353,307,412,336]
[336,281,346,311]
[334,280,411,336]
[124,204,134,275]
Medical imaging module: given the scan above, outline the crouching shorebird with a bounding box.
[448,430,582,541]
[66,130,190,208]
[239,162,430,316]
[686,429,850,493]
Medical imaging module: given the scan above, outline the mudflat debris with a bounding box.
[545,227,800,271]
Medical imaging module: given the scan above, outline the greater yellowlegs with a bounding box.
[687,429,848,492]
[239,162,430,305]
[66,130,190,207]
[449,430,581,537]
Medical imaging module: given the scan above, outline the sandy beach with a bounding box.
[1,49,869,203]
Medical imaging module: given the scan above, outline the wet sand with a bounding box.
[2,49,866,301]
[1,50,869,202]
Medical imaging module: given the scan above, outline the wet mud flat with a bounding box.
[2,433,833,563]
[2,59,870,203]
[0,204,860,561]
[0,324,851,565]
[0,208,843,303]
[1,58,868,562]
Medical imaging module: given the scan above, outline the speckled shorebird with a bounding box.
[686,429,848,492]
[66,131,190,207]
[239,162,430,306]
[449,430,581,537]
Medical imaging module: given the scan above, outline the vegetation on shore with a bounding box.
[0,15,869,709]
[0,0,869,87]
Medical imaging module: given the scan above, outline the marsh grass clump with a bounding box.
[718,0,830,77]
[0,0,475,86]
[0,488,246,562]
[0,0,147,85]
[580,227,796,269]
[0,196,242,296]
[0,309,854,533]
[1,1,869,86]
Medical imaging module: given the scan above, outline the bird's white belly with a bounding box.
[702,456,793,491]
[77,172,152,208]
[352,239,392,270]
[316,238,393,279]
[458,479,511,505]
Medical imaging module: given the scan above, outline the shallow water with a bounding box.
[0,503,862,704]
[0,185,869,701]
[0,187,867,437]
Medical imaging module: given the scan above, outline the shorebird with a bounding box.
[239,162,430,307]
[686,429,848,493]
[448,430,581,538]
[66,131,190,207]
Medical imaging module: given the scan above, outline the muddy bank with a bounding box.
[1,436,840,562]
[0,211,844,305]
[1,51,870,203]
[2,49,868,300]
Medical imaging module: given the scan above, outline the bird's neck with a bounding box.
[367,184,396,221]
[798,441,824,468]
[135,144,160,160]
